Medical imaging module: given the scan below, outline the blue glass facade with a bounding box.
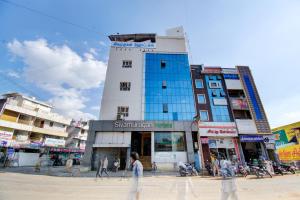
[144,53,195,120]
[243,75,263,120]
[205,75,232,122]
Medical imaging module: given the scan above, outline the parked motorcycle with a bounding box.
[280,163,296,174]
[251,164,272,178]
[236,164,249,177]
[272,162,283,176]
[178,162,198,176]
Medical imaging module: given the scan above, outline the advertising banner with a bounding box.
[199,122,238,137]
[231,98,249,110]
[272,122,300,161]
[0,129,13,140]
[276,144,300,161]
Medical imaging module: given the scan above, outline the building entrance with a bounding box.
[131,132,152,170]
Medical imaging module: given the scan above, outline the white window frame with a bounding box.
[122,60,132,68]
[117,106,129,117]
[197,94,206,104]
[120,82,131,91]
[199,110,209,121]
[195,79,204,89]
[209,81,222,89]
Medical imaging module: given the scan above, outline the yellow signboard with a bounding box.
[276,144,300,161]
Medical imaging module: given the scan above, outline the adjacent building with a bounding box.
[191,65,274,165]
[0,93,86,166]
[83,27,200,171]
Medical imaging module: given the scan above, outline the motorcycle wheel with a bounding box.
[267,171,272,178]
[280,171,283,176]
[290,169,296,174]
[255,171,260,178]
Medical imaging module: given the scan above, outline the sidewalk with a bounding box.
[0,166,180,177]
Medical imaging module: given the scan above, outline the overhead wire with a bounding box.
[0,0,104,36]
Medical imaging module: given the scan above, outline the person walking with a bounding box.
[100,156,109,177]
[128,152,143,200]
[212,156,220,177]
[96,158,103,178]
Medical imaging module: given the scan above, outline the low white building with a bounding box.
[0,93,71,166]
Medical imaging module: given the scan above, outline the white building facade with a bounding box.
[83,27,200,171]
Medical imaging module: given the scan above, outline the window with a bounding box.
[212,90,218,97]
[197,94,206,104]
[117,106,129,117]
[161,60,166,68]
[200,110,209,121]
[155,132,185,152]
[209,81,221,89]
[122,60,132,68]
[217,75,222,80]
[163,103,168,113]
[195,79,204,88]
[220,91,226,97]
[49,122,54,127]
[120,82,131,91]
[162,80,167,89]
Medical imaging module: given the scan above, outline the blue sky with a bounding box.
[0,0,300,127]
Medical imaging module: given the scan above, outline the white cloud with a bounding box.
[89,48,98,56]
[7,71,20,78]
[7,38,107,120]
[99,41,107,47]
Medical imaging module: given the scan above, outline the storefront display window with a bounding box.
[155,132,185,152]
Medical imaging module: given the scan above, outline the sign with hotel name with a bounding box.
[111,41,156,49]
[113,121,173,129]
[114,121,153,128]
[199,122,238,137]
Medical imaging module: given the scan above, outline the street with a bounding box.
[0,172,299,200]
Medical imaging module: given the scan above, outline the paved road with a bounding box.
[0,172,299,200]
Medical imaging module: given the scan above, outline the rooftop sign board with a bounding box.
[111,41,156,49]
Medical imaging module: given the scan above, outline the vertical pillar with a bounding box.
[185,131,194,163]
[81,123,96,170]
[151,132,155,163]
[260,142,269,160]
[126,147,131,169]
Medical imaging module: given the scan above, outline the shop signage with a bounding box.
[240,135,263,142]
[222,68,238,74]
[44,138,66,147]
[202,67,222,74]
[263,135,275,144]
[154,122,172,128]
[113,121,153,128]
[0,130,13,140]
[49,147,84,153]
[208,139,235,149]
[111,41,156,49]
[199,122,238,137]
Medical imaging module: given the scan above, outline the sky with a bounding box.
[0,0,300,127]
